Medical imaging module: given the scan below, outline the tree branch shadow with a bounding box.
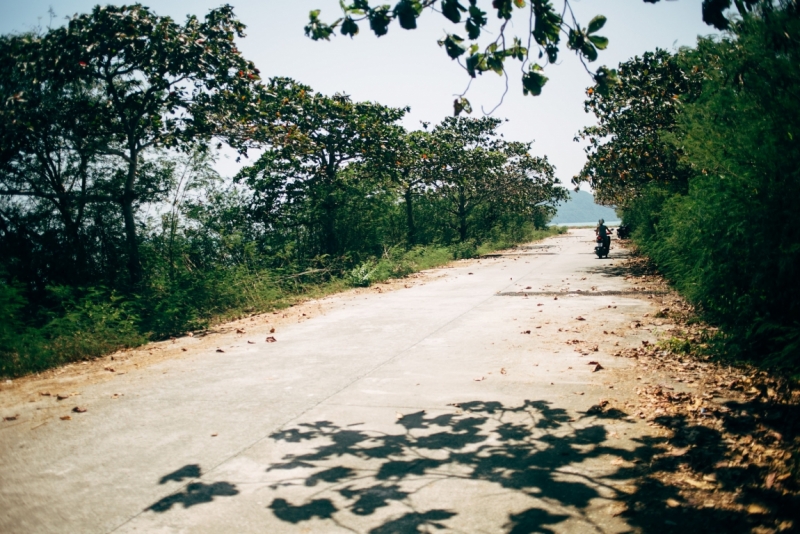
[260,399,683,532]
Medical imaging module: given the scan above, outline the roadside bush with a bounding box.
[622,7,800,369]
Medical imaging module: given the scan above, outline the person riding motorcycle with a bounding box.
[596,218,611,251]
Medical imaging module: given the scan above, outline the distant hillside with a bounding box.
[550,190,619,225]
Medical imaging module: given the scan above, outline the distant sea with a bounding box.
[549,190,620,226]
[552,220,621,227]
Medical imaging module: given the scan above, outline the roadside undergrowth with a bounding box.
[0,227,566,379]
[603,249,800,533]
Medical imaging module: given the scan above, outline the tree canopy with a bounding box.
[305,0,754,113]
[574,1,800,366]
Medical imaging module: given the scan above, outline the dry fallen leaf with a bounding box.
[682,477,715,490]
[521,330,531,334]
[666,498,681,508]
[575,316,586,321]
[40,392,51,397]
[72,406,87,413]
[587,361,599,365]
[592,363,604,372]
[216,348,225,353]
[181,348,187,352]
[266,336,277,343]
[269,327,276,333]
[104,366,115,372]
[500,368,507,375]
[56,393,70,400]
[211,433,218,437]
[247,340,256,344]
[3,415,19,421]
[473,376,485,382]
[235,328,245,334]
[608,503,627,517]
[747,504,769,515]
[60,415,71,421]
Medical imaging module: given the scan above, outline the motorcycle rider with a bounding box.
[596,218,611,252]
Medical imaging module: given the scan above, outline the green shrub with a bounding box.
[44,288,145,363]
[348,261,379,287]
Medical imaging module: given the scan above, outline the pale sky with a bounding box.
[0,0,717,186]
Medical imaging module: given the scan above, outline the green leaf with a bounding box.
[341,17,359,37]
[567,29,583,50]
[369,7,392,36]
[394,0,422,30]
[587,15,607,34]
[465,52,488,77]
[438,34,467,59]
[305,11,336,41]
[545,43,558,63]
[453,96,472,115]
[588,34,608,50]
[522,65,548,96]
[532,0,561,46]
[466,6,487,39]
[487,52,504,75]
[582,42,598,62]
[493,0,514,20]
[441,0,466,23]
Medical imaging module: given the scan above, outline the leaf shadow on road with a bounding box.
[147,464,239,513]
[255,399,767,533]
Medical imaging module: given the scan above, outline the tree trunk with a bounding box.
[404,186,415,247]
[53,197,84,283]
[458,188,468,242]
[321,159,339,256]
[122,149,142,286]
[320,190,338,256]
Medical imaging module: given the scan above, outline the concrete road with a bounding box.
[0,229,664,533]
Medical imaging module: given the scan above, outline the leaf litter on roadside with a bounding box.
[609,253,800,533]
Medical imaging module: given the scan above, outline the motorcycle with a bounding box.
[617,224,631,240]
[595,233,611,259]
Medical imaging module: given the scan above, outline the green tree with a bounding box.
[499,142,567,228]
[429,116,564,240]
[572,49,700,207]
[652,4,800,363]
[17,4,264,286]
[575,2,800,366]
[376,129,438,246]
[238,78,407,256]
